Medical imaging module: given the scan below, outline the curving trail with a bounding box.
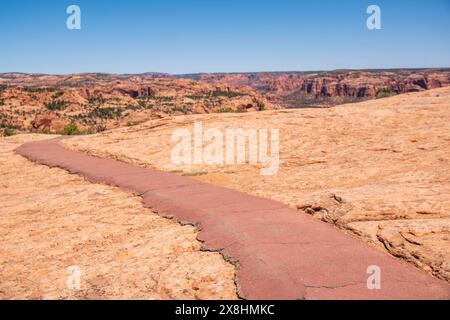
[16,137,450,300]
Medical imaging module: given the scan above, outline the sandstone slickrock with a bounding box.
[16,137,450,299]
[62,87,450,282]
[0,135,237,299]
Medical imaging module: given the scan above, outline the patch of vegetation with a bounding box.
[186,94,204,100]
[0,98,4,106]
[256,100,266,111]
[88,96,107,105]
[126,120,145,127]
[171,106,189,114]
[2,128,16,137]
[95,125,107,133]
[156,96,175,101]
[88,107,122,119]
[60,122,81,135]
[136,96,152,101]
[376,88,396,99]
[284,94,366,108]
[0,122,22,130]
[125,103,141,111]
[22,86,58,93]
[44,100,69,111]
[135,101,154,110]
[182,171,208,177]
[80,126,106,135]
[0,121,22,136]
[80,127,95,135]
[51,91,65,99]
[217,107,245,113]
[211,90,246,98]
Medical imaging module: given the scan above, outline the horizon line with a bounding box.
[1,67,450,77]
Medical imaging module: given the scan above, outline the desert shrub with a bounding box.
[2,128,16,137]
[88,96,107,105]
[83,125,107,134]
[45,100,69,111]
[0,98,4,106]
[82,127,95,135]
[211,90,246,98]
[256,100,266,111]
[61,122,80,135]
[51,91,64,99]
[137,96,174,102]
[217,107,245,113]
[22,86,57,93]
[0,122,21,130]
[171,106,189,114]
[95,125,107,132]
[88,107,122,119]
[136,96,152,101]
[182,171,208,177]
[125,103,140,111]
[136,101,154,110]
[0,85,10,92]
[376,88,395,99]
[126,121,145,127]
[156,96,175,101]
[186,94,204,100]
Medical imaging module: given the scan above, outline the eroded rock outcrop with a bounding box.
[181,69,450,107]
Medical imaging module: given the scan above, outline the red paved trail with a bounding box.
[16,138,450,300]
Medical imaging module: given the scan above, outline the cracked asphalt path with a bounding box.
[15,137,450,300]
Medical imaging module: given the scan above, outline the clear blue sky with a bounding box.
[1,0,449,74]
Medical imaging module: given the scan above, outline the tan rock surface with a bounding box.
[0,135,237,299]
[63,87,450,282]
